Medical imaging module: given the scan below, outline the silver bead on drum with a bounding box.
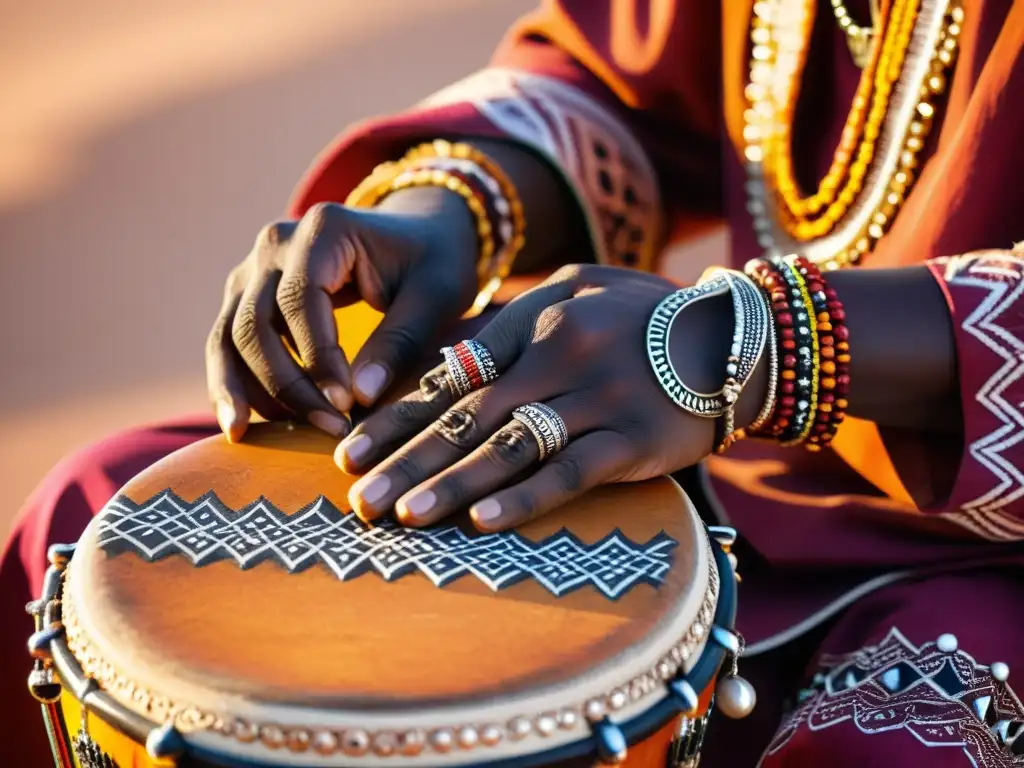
[716,675,757,719]
[512,403,568,461]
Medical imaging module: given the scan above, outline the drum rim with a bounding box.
[37,530,737,767]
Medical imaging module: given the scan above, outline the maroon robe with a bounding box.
[3,1,1023,765]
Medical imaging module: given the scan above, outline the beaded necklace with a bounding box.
[743,0,963,269]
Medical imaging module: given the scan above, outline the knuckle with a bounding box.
[389,451,425,486]
[550,262,604,287]
[550,263,585,285]
[433,472,470,506]
[432,408,481,450]
[548,452,585,493]
[387,398,434,430]
[486,424,535,468]
[532,305,567,342]
[275,273,309,318]
[301,202,343,237]
[512,488,540,521]
[230,302,259,352]
[419,367,453,402]
[225,264,248,295]
[255,221,292,250]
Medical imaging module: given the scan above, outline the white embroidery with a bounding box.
[934,254,1024,541]
[421,68,664,270]
[94,490,678,600]
[764,627,1024,766]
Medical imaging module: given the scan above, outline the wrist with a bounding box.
[375,186,478,272]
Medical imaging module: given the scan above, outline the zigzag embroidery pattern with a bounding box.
[938,254,1024,541]
[94,490,678,600]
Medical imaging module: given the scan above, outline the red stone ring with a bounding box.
[440,340,499,398]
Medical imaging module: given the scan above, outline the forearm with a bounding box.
[467,139,592,273]
[686,264,961,449]
[830,265,960,433]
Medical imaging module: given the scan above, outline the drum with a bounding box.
[26,421,747,767]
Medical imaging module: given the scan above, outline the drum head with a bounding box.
[63,422,719,765]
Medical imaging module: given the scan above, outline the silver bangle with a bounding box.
[646,272,770,422]
[646,277,732,417]
[702,270,771,439]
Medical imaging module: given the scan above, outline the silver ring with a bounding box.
[511,403,569,461]
[440,340,499,398]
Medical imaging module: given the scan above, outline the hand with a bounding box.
[206,187,479,442]
[336,264,766,531]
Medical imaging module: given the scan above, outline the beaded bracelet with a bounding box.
[777,258,820,446]
[788,256,851,450]
[744,258,798,439]
[745,256,852,451]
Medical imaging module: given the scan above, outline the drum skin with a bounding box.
[34,297,735,767]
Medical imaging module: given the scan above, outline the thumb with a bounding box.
[348,274,470,406]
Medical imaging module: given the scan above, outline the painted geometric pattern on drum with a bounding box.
[95,490,678,600]
[765,628,1024,765]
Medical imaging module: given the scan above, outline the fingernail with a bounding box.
[399,489,436,520]
[354,362,388,402]
[216,400,241,442]
[308,410,348,437]
[471,498,502,523]
[322,383,354,413]
[351,474,391,506]
[341,433,373,465]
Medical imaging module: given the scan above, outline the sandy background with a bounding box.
[0,1,724,536]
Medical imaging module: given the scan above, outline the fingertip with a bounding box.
[336,433,372,473]
[216,399,248,444]
[348,474,390,523]
[322,382,355,414]
[353,362,389,405]
[333,440,348,471]
[308,410,350,438]
[469,498,507,532]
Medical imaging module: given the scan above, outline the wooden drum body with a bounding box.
[27,422,740,768]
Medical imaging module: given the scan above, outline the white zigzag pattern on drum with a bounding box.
[94,490,677,600]
[937,254,1024,541]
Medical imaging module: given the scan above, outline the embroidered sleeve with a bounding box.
[288,1,723,272]
[925,249,1024,541]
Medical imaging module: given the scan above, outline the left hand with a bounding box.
[336,264,756,532]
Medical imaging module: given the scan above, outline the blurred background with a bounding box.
[0,1,723,536]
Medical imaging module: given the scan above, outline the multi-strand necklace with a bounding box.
[743,0,964,269]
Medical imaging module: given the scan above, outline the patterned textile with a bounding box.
[766,628,1024,765]
[94,490,678,600]
[420,68,665,271]
[930,253,1024,541]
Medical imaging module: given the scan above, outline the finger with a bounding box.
[335,362,456,473]
[469,430,634,532]
[278,205,356,413]
[393,393,602,527]
[232,268,349,438]
[206,291,252,442]
[207,302,295,442]
[348,275,457,407]
[344,354,560,523]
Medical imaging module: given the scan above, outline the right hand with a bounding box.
[205,189,480,442]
